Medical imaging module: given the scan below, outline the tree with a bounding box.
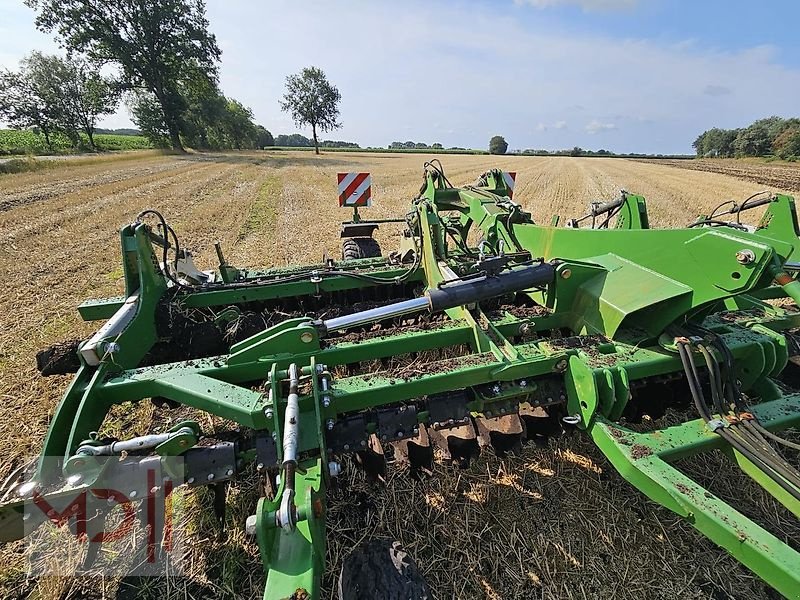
[280,66,341,154]
[26,0,220,151]
[569,146,583,157]
[733,125,771,157]
[0,67,57,151]
[0,52,118,151]
[220,99,258,149]
[773,127,800,159]
[256,126,274,148]
[489,135,508,155]
[128,91,172,147]
[27,53,117,150]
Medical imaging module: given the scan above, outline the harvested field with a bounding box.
[1,151,799,599]
[639,157,800,194]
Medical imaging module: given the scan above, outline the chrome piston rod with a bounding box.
[277,363,300,531]
[319,262,556,335]
[322,297,430,332]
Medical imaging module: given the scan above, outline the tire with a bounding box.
[342,237,381,260]
[338,538,431,600]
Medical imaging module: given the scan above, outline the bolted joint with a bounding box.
[735,249,756,265]
[328,461,342,477]
[326,419,336,431]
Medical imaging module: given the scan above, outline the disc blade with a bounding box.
[390,425,433,477]
[475,413,523,456]
[355,434,386,482]
[519,404,559,445]
[429,420,479,468]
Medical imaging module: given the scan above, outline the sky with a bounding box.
[1,0,799,154]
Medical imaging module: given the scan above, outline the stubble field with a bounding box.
[0,151,797,600]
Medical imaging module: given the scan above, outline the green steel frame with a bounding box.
[2,165,800,598]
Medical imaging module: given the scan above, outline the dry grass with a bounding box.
[0,151,798,599]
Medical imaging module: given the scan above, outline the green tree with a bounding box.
[773,127,800,159]
[26,0,220,151]
[0,67,57,151]
[256,126,274,148]
[489,135,508,154]
[280,66,341,154]
[220,99,257,149]
[733,124,771,157]
[0,52,118,151]
[128,91,172,147]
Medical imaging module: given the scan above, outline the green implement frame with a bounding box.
[2,165,800,599]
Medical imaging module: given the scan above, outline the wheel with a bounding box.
[342,237,381,260]
[338,538,431,600]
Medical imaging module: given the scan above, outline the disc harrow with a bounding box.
[2,163,800,598]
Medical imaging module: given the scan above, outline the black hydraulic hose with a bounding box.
[696,343,727,416]
[677,340,800,502]
[677,343,712,421]
[718,426,800,503]
[748,420,800,452]
[727,424,800,493]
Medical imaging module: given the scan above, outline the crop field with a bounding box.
[0,129,153,155]
[0,152,798,599]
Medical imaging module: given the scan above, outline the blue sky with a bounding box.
[1,0,799,153]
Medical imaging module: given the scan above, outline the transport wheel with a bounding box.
[338,538,431,600]
[342,237,381,260]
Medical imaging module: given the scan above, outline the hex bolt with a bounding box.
[413,427,419,435]
[555,359,568,372]
[326,419,335,431]
[150,486,160,494]
[187,477,195,485]
[343,444,350,451]
[519,380,528,388]
[360,440,367,447]
[245,514,258,536]
[17,481,39,498]
[322,396,331,408]
[265,408,274,420]
[328,461,342,477]
[491,383,502,395]
[561,269,572,279]
[129,491,138,499]
[736,249,756,265]
[226,469,234,477]
[256,462,264,471]
[207,473,215,481]
[178,439,188,447]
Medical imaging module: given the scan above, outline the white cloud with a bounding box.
[515,0,639,11]
[553,120,568,130]
[585,120,617,134]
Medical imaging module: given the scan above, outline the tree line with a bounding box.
[1,0,273,152]
[693,116,800,159]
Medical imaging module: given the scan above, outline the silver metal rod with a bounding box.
[80,293,139,366]
[322,296,430,332]
[278,363,300,532]
[282,363,300,465]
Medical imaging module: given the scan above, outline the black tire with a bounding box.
[342,237,381,260]
[338,538,431,600]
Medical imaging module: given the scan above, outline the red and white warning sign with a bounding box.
[502,171,516,198]
[337,172,372,207]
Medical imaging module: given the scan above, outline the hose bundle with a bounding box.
[675,329,800,502]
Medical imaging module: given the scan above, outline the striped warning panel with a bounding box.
[502,171,517,198]
[337,172,372,207]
